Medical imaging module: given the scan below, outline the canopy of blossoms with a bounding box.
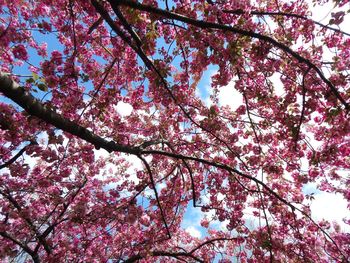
[0,0,349,262]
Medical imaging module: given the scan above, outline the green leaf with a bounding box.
[26,77,35,84]
[291,126,298,139]
[32,72,39,81]
[80,73,90,83]
[37,83,48,92]
[261,239,271,249]
[329,107,341,117]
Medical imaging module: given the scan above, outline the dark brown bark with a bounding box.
[0,72,140,155]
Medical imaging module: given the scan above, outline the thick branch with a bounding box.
[0,72,140,155]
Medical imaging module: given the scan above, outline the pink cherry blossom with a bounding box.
[0,0,349,262]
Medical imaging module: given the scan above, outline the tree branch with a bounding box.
[0,231,41,263]
[113,0,350,111]
[0,72,140,155]
[0,190,52,254]
[223,9,350,37]
[123,250,204,263]
[0,140,37,170]
[294,67,311,149]
[138,155,171,239]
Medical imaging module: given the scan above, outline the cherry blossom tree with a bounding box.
[0,0,350,262]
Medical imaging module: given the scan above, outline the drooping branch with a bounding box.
[93,0,249,171]
[138,155,171,239]
[112,0,350,111]
[0,73,346,258]
[141,150,347,259]
[0,0,349,262]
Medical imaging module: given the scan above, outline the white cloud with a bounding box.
[310,192,350,231]
[116,154,143,185]
[94,153,144,192]
[156,182,166,192]
[116,101,133,117]
[218,80,242,111]
[185,226,202,238]
[217,192,225,202]
[93,148,110,159]
[307,0,333,22]
[196,69,243,110]
[269,73,284,96]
